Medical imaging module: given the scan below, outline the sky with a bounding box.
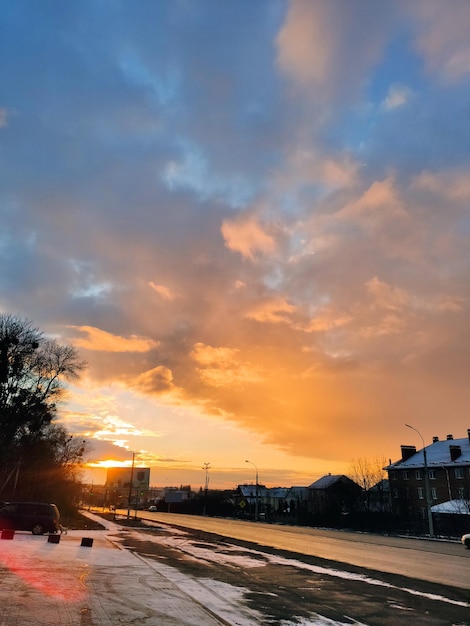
[1,0,470,490]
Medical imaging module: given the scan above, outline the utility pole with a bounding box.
[405,424,434,537]
[245,460,259,521]
[127,452,135,520]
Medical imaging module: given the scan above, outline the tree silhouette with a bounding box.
[0,314,87,509]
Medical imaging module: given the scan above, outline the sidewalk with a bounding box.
[0,517,232,626]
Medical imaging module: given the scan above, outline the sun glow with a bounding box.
[87,459,133,469]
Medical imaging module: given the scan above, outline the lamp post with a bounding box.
[405,424,434,537]
[245,459,259,521]
[202,462,211,515]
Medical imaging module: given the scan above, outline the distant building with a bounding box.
[164,485,193,503]
[235,483,268,518]
[384,429,470,532]
[308,474,363,519]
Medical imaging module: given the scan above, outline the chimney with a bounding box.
[401,445,417,461]
[446,434,453,440]
[432,436,439,443]
[450,445,462,461]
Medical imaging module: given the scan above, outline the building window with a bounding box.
[419,507,426,520]
[415,470,422,480]
[457,487,465,499]
[393,489,398,499]
[390,471,397,481]
[403,471,409,480]
[455,468,464,479]
[431,487,438,500]
[417,487,424,500]
[428,469,436,480]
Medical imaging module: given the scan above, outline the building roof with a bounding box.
[385,434,470,470]
[267,487,289,498]
[238,484,268,498]
[308,474,359,490]
[431,499,470,515]
[286,486,309,499]
[369,479,390,493]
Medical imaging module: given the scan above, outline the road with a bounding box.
[133,511,469,590]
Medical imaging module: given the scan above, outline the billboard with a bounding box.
[105,467,150,491]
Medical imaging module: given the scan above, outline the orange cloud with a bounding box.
[277,1,331,88]
[70,325,159,352]
[245,297,296,324]
[149,281,176,300]
[221,215,276,259]
[365,276,409,311]
[305,309,352,333]
[191,343,264,388]
[338,178,406,222]
[132,366,174,395]
[191,343,240,366]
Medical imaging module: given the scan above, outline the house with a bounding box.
[285,486,309,512]
[384,429,470,532]
[266,487,290,514]
[308,474,363,521]
[236,483,268,518]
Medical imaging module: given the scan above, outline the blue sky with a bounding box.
[1,1,470,488]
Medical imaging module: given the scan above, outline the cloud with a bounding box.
[132,366,175,395]
[304,308,352,333]
[245,297,296,324]
[149,282,176,300]
[411,169,470,202]
[222,215,276,259]
[191,343,240,367]
[276,0,392,101]
[190,343,264,388]
[70,326,159,353]
[407,1,470,82]
[338,177,407,223]
[365,276,409,312]
[85,439,132,464]
[381,84,413,110]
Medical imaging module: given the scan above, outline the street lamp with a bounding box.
[245,460,259,521]
[202,462,211,516]
[405,424,434,536]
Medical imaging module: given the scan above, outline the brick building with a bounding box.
[385,429,470,532]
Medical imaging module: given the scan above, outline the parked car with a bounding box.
[0,501,61,535]
[461,532,470,548]
[148,505,158,512]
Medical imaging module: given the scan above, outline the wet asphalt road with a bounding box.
[115,516,470,626]
[135,511,470,590]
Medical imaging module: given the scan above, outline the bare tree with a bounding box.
[348,456,388,512]
[0,314,87,508]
